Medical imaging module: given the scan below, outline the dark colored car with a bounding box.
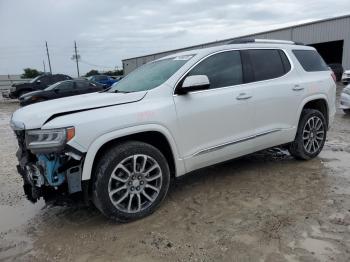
[328,63,344,82]
[9,74,72,99]
[19,79,104,106]
[87,75,119,87]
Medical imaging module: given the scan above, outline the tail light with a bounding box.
[331,71,337,83]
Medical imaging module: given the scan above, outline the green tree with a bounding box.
[104,69,124,76]
[21,68,41,79]
[85,70,100,77]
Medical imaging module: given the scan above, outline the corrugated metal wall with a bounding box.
[123,15,350,74]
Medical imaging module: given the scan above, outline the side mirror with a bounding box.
[178,75,210,94]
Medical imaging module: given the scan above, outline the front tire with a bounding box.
[92,141,170,222]
[289,109,327,160]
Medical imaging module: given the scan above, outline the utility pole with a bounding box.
[43,60,46,73]
[45,41,52,74]
[74,41,80,77]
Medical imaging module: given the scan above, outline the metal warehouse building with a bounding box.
[122,14,350,75]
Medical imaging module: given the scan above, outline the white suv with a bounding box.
[11,39,336,222]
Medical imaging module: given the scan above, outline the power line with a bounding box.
[79,60,116,69]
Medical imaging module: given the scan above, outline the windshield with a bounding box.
[29,75,42,83]
[109,55,194,93]
[45,81,63,90]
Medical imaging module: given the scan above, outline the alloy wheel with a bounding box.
[108,154,162,213]
[302,116,325,154]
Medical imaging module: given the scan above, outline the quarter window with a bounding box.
[247,49,288,82]
[292,50,329,72]
[187,51,243,89]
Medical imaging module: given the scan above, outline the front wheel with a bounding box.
[289,109,327,160]
[92,141,170,222]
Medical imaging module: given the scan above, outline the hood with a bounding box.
[11,91,147,130]
[19,90,42,99]
[12,82,31,88]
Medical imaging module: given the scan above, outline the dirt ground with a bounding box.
[1,86,350,262]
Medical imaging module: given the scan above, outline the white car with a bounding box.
[341,70,350,85]
[11,39,336,222]
[340,84,350,114]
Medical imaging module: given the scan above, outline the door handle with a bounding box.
[236,93,252,100]
[292,85,304,91]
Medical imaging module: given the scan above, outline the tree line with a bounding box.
[21,68,123,79]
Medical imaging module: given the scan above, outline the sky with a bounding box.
[0,0,349,76]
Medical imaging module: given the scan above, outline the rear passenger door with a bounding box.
[242,49,302,149]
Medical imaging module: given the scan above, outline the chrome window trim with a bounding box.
[173,48,294,96]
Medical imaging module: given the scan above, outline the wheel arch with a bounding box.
[296,95,329,128]
[81,124,185,182]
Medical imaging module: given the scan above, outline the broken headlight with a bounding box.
[25,127,75,153]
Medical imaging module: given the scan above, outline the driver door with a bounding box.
[173,50,256,172]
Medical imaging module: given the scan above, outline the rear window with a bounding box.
[292,50,329,72]
[247,49,289,82]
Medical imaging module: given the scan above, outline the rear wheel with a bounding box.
[92,141,170,222]
[289,109,327,160]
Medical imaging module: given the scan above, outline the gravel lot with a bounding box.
[1,86,350,262]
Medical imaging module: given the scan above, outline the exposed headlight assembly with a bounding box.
[25,127,75,153]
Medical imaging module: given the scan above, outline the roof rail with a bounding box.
[228,38,305,45]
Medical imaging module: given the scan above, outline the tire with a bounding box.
[343,109,350,114]
[289,109,327,160]
[92,141,170,222]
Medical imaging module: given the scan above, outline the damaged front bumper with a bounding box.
[14,129,87,204]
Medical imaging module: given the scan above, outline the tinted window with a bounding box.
[279,50,291,73]
[76,81,88,89]
[55,81,73,91]
[248,49,286,81]
[39,76,51,85]
[187,51,243,89]
[293,50,329,72]
[95,75,108,81]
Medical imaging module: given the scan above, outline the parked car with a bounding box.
[341,70,350,85]
[19,80,104,106]
[88,75,119,87]
[11,39,336,222]
[328,63,343,81]
[340,84,350,114]
[8,74,72,99]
